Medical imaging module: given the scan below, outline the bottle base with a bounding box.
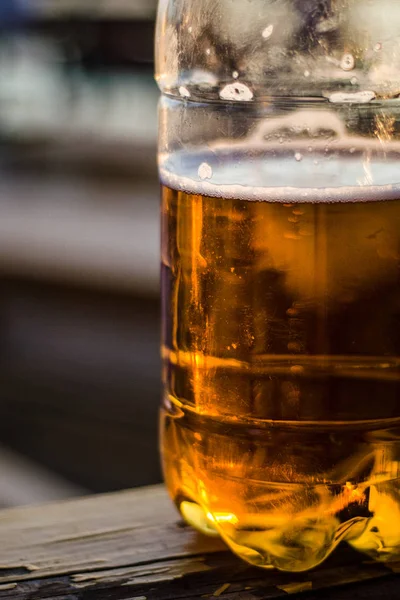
[175,491,400,572]
[161,402,400,572]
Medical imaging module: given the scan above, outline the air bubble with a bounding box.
[304,70,310,78]
[262,25,274,39]
[288,342,302,353]
[188,26,193,33]
[340,53,355,71]
[374,42,382,52]
[351,76,358,86]
[179,86,191,98]
[198,162,213,180]
[295,152,303,162]
[329,90,376,104]
[219,82,254,102]
[232,71,239,79]
[206,48,211,56]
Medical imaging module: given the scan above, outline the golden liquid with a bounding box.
[161,176,400,572]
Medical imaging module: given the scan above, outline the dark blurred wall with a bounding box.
[0,279,161,493]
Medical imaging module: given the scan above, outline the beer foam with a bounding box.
[160,144,400,203]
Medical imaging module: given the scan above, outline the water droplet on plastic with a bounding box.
[262,25,274,40]
[232,71,239,79]
[198,162,213,180]
[351,76,358,86]
[329,90,376,104]
[206,48,211,56]
[295,152,302,162]
[374,42,382,52]
[219,82,254,102]
[304,70,310,78]
[340,53,355,71]
[188,70,218,87]
[179,86,191,98]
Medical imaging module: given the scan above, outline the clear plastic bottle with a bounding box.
[156,0,400,572]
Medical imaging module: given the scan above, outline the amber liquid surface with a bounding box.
[161,160,400,571]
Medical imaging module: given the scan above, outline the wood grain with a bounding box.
[0,485,397,599]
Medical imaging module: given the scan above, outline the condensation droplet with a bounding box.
[187,70,218,87]
[206,48,211,55]
[232,70,239,79]
[262,24,274,39]
[219,82,254,102]
[198,162,213,180]
[179,86,191,98]
[329,90,376,104]
[351,76,358,86]
[295,152,303,162]
[304,70,310,78]
[374,42,382,52]
[340,53,355,71]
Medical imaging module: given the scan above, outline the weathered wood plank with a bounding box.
[0,486,224,580]
[0,485,397,599]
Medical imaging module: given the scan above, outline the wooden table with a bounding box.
[0,485,398,600]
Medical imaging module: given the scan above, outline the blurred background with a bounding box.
[0,0,161,506]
